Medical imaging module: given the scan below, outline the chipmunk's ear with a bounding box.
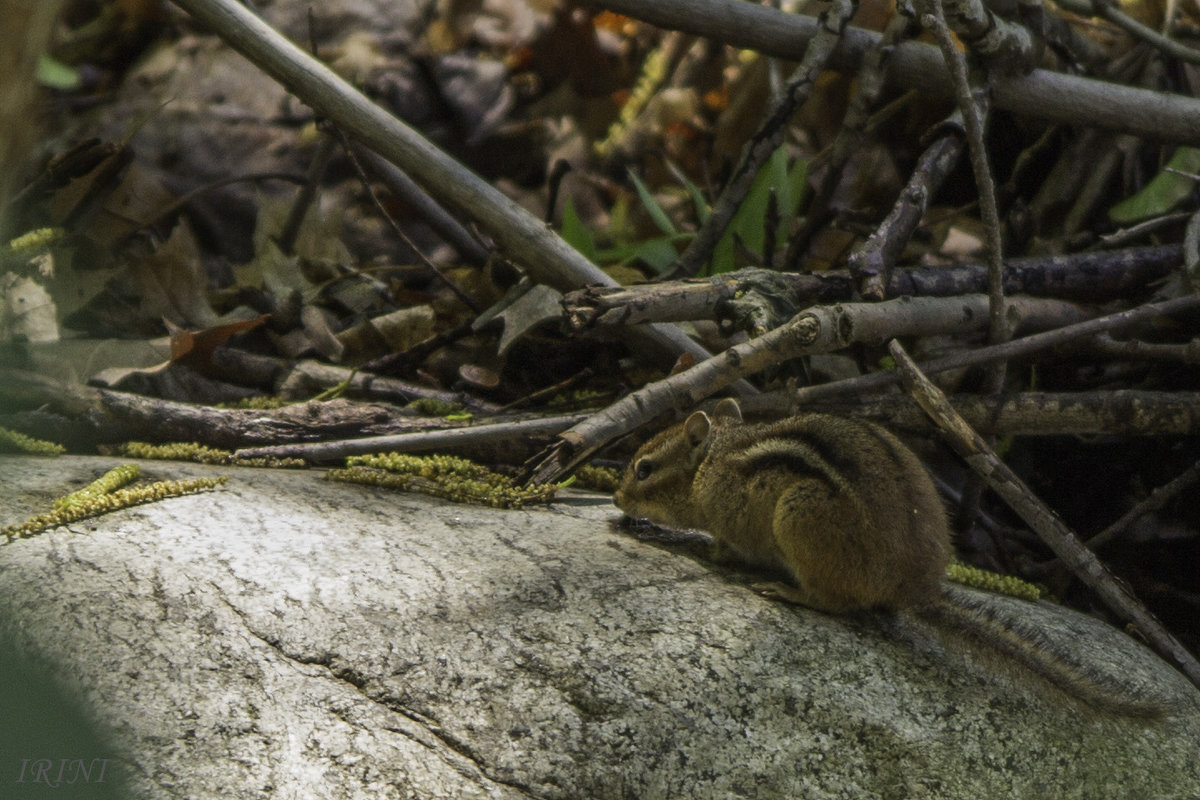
[712,398,743,423]
[683,411,712,449]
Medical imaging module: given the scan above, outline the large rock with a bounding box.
[1,455,1197,799]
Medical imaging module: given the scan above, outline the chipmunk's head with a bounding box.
[613,398,743,529]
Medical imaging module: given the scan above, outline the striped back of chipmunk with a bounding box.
[714,414,904,495]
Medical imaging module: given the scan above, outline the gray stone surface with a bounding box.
[1,455,1198,799]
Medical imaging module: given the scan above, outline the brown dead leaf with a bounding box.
[49,141,135,238]
[166,314,267,367]
[130,222,218,328]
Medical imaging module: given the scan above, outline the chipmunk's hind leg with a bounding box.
[759,482,880,613]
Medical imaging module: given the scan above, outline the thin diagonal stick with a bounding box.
[792,293,1200,405]
[889,338,1200,692]
[922,0,1007,352]
[671,0,857,278]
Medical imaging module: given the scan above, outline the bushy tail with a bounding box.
[914,584,1166,720]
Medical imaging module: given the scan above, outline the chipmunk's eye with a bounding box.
[635,459,654,480]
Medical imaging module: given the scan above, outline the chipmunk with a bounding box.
[614,398,1164,718]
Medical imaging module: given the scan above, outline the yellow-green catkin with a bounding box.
[118,441,233,464]
[947,562,1043,602]
[219,396,288,410]
[406,398,470,418]
[111,441,306,469]
[4,475,228,541]
[0,426,66,455]
[574,464,621,494]
[55,464,141,509]
[594,45,669,159]
[328,453,556,509]
[5,226,62,255]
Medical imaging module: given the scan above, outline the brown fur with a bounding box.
[615,399,949,613]
[613,399,1164,718]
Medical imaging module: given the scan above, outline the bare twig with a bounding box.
[337,133,483,313]
[168,0,721,368]
[1083,460,1200,551]
[564,245,1182,329]
[590,0,1200,145]
[671,0,857,278]
[1056,0,1200,65]
[888,338,1200,692]
[922,0,1008,532]
[921,0,1008,353]
[1086,333,1200,363]
[526,293,1057,484]
[124,172,310,242]
[234,413,589,463]
[350,144,491,268]
[784,10,913,270]
[852,115,966,299]
[791,293,1200,405]
[1095,211,1192,249]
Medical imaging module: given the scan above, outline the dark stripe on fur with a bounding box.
[742,444,839,490]
[768,418,869,483]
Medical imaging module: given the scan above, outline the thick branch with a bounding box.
[563,246,1182,329]
[528,294,1037,484]
[234,414,588,463]
[0,370,445,450]
[790,293,1200,405]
